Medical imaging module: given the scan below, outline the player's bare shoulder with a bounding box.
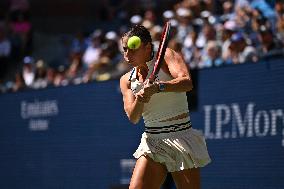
[120,69,132,91]
[164,48,180,63]
[165,47,174,56]
[159,48,177,75]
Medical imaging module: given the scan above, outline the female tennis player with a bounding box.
[120,25,211,189]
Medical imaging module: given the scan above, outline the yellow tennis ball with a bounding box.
[127,36,141,49]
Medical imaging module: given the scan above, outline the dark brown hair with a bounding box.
[123,25,152,44]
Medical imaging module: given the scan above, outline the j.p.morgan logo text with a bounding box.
[203,102,284,147]
[21,99,59,131]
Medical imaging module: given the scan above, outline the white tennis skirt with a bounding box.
[133,124,211,172]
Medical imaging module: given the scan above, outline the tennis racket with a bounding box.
[149,21,171,83]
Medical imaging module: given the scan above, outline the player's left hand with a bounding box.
[142,79,159,96]
[135,79,158,103]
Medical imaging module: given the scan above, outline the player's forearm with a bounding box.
[126,99,144,124]
[159,76,193,92]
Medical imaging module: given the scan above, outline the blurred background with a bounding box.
[0,0,284,188]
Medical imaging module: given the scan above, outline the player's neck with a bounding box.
[135,50,152,72]
[137,64,148,73]
[146,47,154,62]
[137,60,149,78]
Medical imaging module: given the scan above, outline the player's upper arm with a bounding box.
[164,48,190,79]
[120,73,135,113]
[120,73,129,96]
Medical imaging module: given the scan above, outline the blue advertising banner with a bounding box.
[190,58,284,189]
[0,82,144,189]
[0,58,283,188]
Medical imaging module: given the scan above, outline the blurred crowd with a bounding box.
[0,0,284,94]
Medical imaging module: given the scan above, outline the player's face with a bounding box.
[121,37,147,66]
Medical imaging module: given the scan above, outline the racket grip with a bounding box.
[148,76,155,84]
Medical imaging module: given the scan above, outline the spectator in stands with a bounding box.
[32,59,48,89]
[275,0,284,17]
[144,9,157,24]
[277,14,284,43]
[221,20,237,63]
[275,1,284,43]
[168,19,179,40]
[0,78,7,93]
[150,25,162,51]
[66,54,84,85]
[249,0,276,27]
[84,31,121,82]
[102,31,124,80]
[228,32,258,64]
[196,22,216,50]
[220,0,234,21]
[130,15,143,26]
[82,29,103,69]
[183,28,202,69]
[141,19,153,32]
[233,2,252,33]
[162,10,175,23]
[256,25,284,58]
[12,71,25,92]
[175,7,193,43]
[82,62,97,83]
[0,25,11,57]
[53,65,68,87]
[70,31,88,60]
[251,9,271,33]
[0,25,11,78]
[22,56,35,87]
[201,0,215,13]
[46,67,56,87]
[199,40,223,68]
[177,0,201,18]
[168,38,183,54]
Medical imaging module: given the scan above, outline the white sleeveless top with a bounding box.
[130,58,190,128]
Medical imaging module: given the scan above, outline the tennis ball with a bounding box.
[127,36,141,49]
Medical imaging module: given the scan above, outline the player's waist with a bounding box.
[144,117,192,134]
